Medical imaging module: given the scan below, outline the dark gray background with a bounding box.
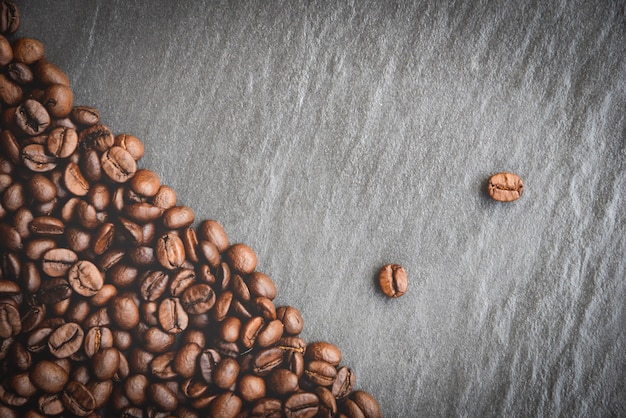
[16,1,625,416]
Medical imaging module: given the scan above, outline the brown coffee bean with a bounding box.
[16,99,50,136]
[238,374,266,403]
[0,73,22,106]
[142,326,175,353]
[114,133,144,161]
[0,299,20,338]
[108,294,139,330]
[12,37,44,64]
[181,283,215,315]
[86,379,113,409]
[256,319,284,348]
[41,248,78,277]
[124,373,149,406]
[30,360,69,393]
[150,351,177,380]
[42,83,73,118]
[173,342,202,378]
[68,260,103,297]
[158,297,188,334]
[162,205,195,229]
[22,143,57,172]
[0,1,20,35]
[71,106,99,126]
[284,392,320,418]
[341,398,365,418]
[488,172,524,202]
[378,263,408,298]
[250,397,282,417]
[63,162,90,197]
[213,357,240,389]
[332,366,355,399]
[92,347,120,381]
[156,232,185,270]
[9,371,37,398]
[61,380,95,416]
[148,382,178,412]
[169,268,196,297]
[2,181,24,211]
[225,243,257,274]
[351,390,383,418]
[197,219,229,253]
[207,391,242,418]
[47,126,78,158]
[253,347,284,376]
[198,348,221,384]
[305,360,337,387]
[0,223,22,251]
[101,146,136,183]
[83,326,113,357]
[27,174,56,203]
[315,386,338,418]
[129,168,160,197]
[305,342,342,366]
[48,322,84,358]
[0,34,11,65]
[140,270,169,301]
[267,368,299,396]
[277,305,304,336]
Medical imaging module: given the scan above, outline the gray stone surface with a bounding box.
[17,1,625,416]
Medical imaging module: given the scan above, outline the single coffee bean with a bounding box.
[169,268,196,297]
[48,322,84,358]
[47,126,78,158]
[284,392,320,418]
[198,239,221,267]
[225,243,257,274]
[240,316,264,349]
[114,133,144,161]
[305,342,342,366]
[28,174,57,203]
[351,390,383,418]
[174,342,202,379]
[92,347,120,381]
[0,223,22,251]
[108,294,140,331]
[277,305,304,335]
[142,326,176,353]
[71,106,100,126]
[207,391,242,418]
[488,172,524,202]
[341,398,365,418]
[139,270,169,301]
[2,181,24,211]
[7,62,33,85]
[0,299,20,338]
[30,360,69,394]
[158,297,188,334]
[129,168,160,197]
[150,351,177,380]
[42,83,73,118]
[15,99,50,136]
[61,380,96,416]
[232,274,251,302]
[219,316,242,343]
[0,33,11,65]
[253,347,285,376]
[9,371,37,398]
[22,143,57,172]
[162,205,195,229]
[378,263,408,298]
[92,222,114,255]
[36,278,71,305]
[0,1,20,35]
[63,162,90,196]
[256,319,284,348]
[198,348,221,384]
[148,382,178,412]
[41,248,78,277]
[67,260,103,297]
[156,232,185,270]
[38,392,65,415]
[181,283,215,315]
[86,379,114,409]
[0,74,22,106]
[83,326,113,357]
[315,386,338,418]
[101,146,137,183]
[238,374,266,403]
[197,219,229,253]
[12,37,44,64]
[267,368,299,396]
[332,366,355,399]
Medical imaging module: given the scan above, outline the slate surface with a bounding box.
[15,1,625,416]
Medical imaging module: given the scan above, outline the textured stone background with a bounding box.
[17,1,625,416]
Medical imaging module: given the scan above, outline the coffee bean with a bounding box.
[378,263,408,298]
[67,260,103,297]
[108,294,139,331]
[315,386,338,418]
[284,392,320,418]
[0,1,20,35]
[15,99,50,136]
[148,382,178,412]
[158,297,188,334]
[174,342,202,378]
[225,243,257,274]
[250,397,282,417]
[253,347,284,376]
[61,381,96,416]
[351,390,383,418]
[207,391,242,418]
[488,172,524,202]
[30,360,69,394]
[22,143,57,172]
[28,174,57,203]
[237,374,266,403]
[0,74,22,106]
[86,379,114,409]
[140,270,169,301]
[0,299,20,338]
[71,106,100,126]
[92,347,120,381]
[305,360,337,387]
[181,283,215,315]
[277,305,304,336]
[83,326,113,357]
[48,322,84,358]
[41,248,78,277]
[267,368,299,396]
[47,126,78,158]
[305,342,342,366]
[169,268,196,297]
[129,168,160,197]
[197,219,229,253]
[142,326,175,353]
[101,146,137,183]
[332,366,355,399]
[12,37,44,64]
[114,133,144,161]
[0,223,22,250]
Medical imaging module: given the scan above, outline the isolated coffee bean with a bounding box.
[163,205,195,229]
[225,243,257,274]
[488,172,524,202]
[68,260,103,297]
[378,263,408,298]
[129,168,160,197]
[42,83,73,118]
[277,305,304,336]
[48,322,84,358]
[0,1,20,35]
[305,342,342,366]
[71,106,99,126]
[15,99,50,135]
[197,219,229,253]
[114,133,144,161]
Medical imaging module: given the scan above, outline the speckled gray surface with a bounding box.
[16,1,625,416]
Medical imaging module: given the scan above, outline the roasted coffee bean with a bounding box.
[28,174,57,203]
[284,392,320,418]
[2,180,24,211]
[148,382,178,412]
[158,297,188,334]
[341,398,365,418]
[0,299,20,338]
[198,239,220,267]
[142,326,176,353]
[0,128,21,165]
[84,326,113,357]
[181,283,215,315]
[7,61,33,85]
[253,347,284,376]
[170,268,196,297]
[207,391,242,418]
[101,146,137,183]
[10,371,37,398]
[0,223,22,250]
[41,248,78,277]
[92,347,120,381]
[22,143,57,172]
[78,124,113,152]
[276,336,307,354]
[250,397,282,417]
[351,390,383,418]
[0,384,28,407]
[114,133,144,161]
[488,171,524,202]
[150,351,177,380]
[42,83,73,118]
[163,205,195,229]
[256,319,284,348]
[65,226,91,253]
[237,374,266,403]
[267,368,299,396]
[305,360,337,387]
[0,34,11,66]
[378,263,408,298]
[129,168,160,197]
[13,37,44,64]
[156,232,185,270]
[61,380,96,416]
[240,316,264,349]
[0,73,22,105]
[140,270,169,301]
[305,342,342,366]
[0,1,20,35]
[198,348,221,384]
[16,99,50,135]
[47,126,78,158]
[30,360,69,394]
[86,379,114,409]
[174,342,202,379]
[90,283,117,306]
[48,322,84,358]
[277,305,304,335]
[332,366,355,399]
[71,106,100,126]
[197,219,229,253]
[92,222,114,255]
[225,243,257,274]
[68,260,103,297]
[108,294,140,330]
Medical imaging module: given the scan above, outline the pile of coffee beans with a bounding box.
[0,2,383,417]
